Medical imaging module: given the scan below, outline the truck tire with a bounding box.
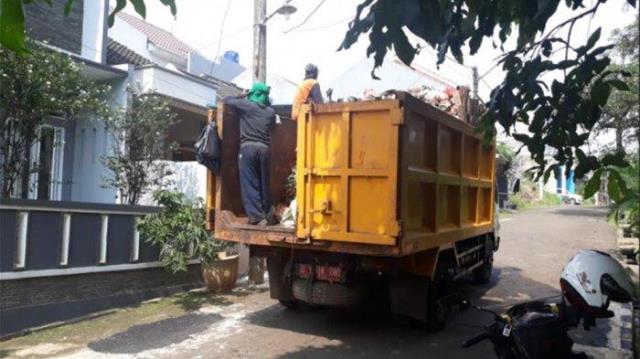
[472,238,494,285]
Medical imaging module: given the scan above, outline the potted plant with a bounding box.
[139,190,237,292]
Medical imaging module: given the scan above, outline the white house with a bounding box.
[13,2,246,205]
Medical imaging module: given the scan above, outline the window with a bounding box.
[28,125,65,200]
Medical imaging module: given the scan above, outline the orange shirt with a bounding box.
[291,79,319,120]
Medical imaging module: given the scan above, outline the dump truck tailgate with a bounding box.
[295,101,403,245]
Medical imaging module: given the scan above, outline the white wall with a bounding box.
[70,117,118,203]
[138,161,208,206]
[207,57,245,82]
[81,0,108,63]
[69,75,129,204]
[109,16,151,60]
[133,66,217,107]
[233,70,297,105]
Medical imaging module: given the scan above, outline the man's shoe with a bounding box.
[266,208,279,226]
[256,219,268,226]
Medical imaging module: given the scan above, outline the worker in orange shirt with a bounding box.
[291,64,323,120]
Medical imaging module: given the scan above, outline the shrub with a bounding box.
[139,190,231,273]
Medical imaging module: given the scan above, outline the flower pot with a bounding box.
[201,252,240,292]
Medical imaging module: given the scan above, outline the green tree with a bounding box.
[102,86,177,205]
[339,0,636,200]
[0,40,111,198]
[595,16,639,153]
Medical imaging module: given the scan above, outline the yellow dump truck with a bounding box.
[206,92,498,328]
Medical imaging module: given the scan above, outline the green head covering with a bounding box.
[247,82,271,106]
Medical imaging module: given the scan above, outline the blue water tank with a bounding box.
[223,51,240,63]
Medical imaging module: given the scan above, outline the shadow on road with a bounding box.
[551,206,609,219]
[88,312,221,354]
[243,266,585,359]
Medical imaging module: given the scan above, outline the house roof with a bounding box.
[106,38,150,66]
[200,74,244,98]
[116,11,194,57]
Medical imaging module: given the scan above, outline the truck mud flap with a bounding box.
[389,276,429,321]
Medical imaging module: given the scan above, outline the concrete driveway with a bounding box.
[4,206,634,358]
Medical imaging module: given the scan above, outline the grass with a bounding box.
[0,287,263,358]
[508,191,563,210]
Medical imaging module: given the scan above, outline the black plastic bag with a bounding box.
[195,121,221,173]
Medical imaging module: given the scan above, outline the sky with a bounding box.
[118,0,637,101]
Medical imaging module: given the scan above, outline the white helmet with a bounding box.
[560,250,635,318]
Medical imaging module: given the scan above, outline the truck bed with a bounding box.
[208,93,495,258]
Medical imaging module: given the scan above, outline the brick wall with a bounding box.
[0,265,203,336]
[24,0,84,54]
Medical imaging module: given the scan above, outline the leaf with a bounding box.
[607,79,630,91]
[0,0,28,55]
[63,0,75,15]
[108,0,127,27]
[389,28,416,65]
[608,172,622,202]
[130,0,146,19]
[585,27,601,51]
[543,164,559,184]
[158,0,177,16]
[601,152,629,168]
[583,168,603,199]
[608,169,629,197]
[590,79,610,106]
[513,133,531,143]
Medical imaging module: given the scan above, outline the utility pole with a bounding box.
[253,0,267,83]
[471,66,479,99]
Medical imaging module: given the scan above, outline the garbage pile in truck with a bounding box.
[327,85,483,125]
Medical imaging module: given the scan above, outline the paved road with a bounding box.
[65,206,632,359]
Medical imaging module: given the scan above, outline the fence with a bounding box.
[0,198,204,337]
[0,198,161,279]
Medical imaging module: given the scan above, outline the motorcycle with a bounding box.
[462,250,635,359]
[462,300,587,359]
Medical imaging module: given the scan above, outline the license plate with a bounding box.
[502,324,512,337]
[296,264,344,282]
[316,265,343,282]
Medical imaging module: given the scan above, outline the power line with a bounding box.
[479,61,501,80]
[284,0,327,34]
[481,78,493,91]
[207,0,233,75]
[285,16,351,33]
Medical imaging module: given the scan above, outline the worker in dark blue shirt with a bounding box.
[223,83,277,226]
